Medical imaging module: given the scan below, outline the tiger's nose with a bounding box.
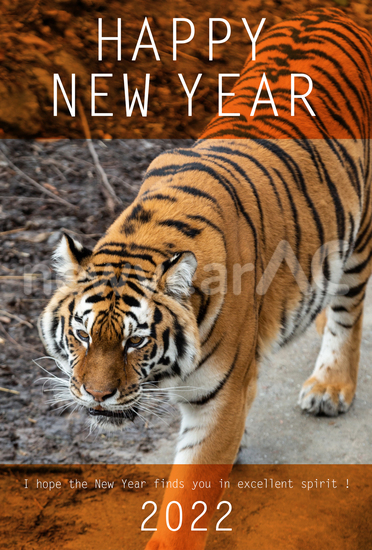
[84,386,117,402]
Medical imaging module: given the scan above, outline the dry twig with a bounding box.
[0,145,78,210]
[0,310,33,329]
[0,275,41,280]
[0,195,65,204]
[33,498,45,512]
[77,98,122,214]
[0,226,27,237]
[0,322,42,354]
[51,164,69,184]
[61,227,102,239]
[0,386,20,395]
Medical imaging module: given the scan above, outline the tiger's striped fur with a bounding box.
[203,7,372,140]
[39,8,372,467]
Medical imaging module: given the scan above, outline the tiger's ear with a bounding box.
[158,252,197,300]
[53,233,92,280]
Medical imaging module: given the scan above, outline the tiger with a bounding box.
[38,8,372,547]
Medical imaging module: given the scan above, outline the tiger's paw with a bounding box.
[298,376,355,416]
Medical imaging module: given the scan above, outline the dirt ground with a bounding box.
[1,464,371,549]
[0,138,371,466]
[0,0,372,138]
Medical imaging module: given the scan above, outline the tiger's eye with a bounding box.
[128,336,144,347]
[77,329,89,342]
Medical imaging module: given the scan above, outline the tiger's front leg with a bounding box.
[145,363,257,550]
[299,246,371,416]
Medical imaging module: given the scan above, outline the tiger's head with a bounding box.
[38,234,200,430]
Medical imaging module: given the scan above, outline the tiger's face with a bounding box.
[38,234,200,430]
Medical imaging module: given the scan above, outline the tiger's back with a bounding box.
[203,7,372,140]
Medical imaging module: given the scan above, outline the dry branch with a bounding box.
[0,275,41,280]
[0,322,42,354]
[77,98,122,215]
[0,145,78,210]
[0,310,33,329]
[0,195,66,204]
[0,226,27,237]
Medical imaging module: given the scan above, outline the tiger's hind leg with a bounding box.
[299,246,372,417]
